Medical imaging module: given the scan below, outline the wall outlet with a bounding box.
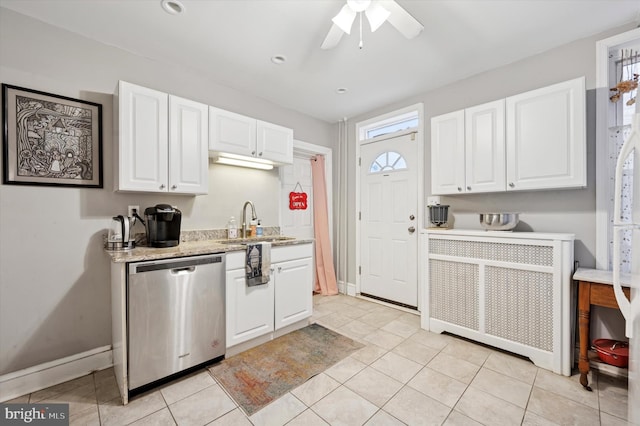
[128,205,140,217]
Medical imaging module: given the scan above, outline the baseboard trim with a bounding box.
[0,346,113,402]
[346,282,357,297]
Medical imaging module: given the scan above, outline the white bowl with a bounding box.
[479,213,519,231]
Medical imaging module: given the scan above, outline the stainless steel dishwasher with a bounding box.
[127,253,225,391]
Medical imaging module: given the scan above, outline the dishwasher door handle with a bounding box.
[171,266,196,275]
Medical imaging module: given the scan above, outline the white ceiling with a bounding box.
[1,0,639,123]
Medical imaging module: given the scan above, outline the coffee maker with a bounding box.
[144,204,182,248]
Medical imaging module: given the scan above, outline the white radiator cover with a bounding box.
[422,229,575,376]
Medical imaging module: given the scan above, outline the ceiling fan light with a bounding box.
[365,3,390,32]
[332,4,357,34]
[347,0,371,12]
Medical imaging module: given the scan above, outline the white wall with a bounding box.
[341,24,637,340]
[0,8,335,375]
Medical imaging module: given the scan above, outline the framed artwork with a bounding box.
[2,84,103,188]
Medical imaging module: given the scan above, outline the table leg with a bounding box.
[578,281,592,391]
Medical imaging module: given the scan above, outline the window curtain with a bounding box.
[311,155,338,295]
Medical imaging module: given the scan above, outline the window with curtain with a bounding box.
[607,48,638,273]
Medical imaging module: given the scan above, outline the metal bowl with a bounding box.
[479,213,519,231]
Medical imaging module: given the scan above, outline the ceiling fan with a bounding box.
[321,0,424,50]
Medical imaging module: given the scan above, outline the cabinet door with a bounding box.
[274,257,313,330]
[257,120,293,164]
[225,267,274,347]
[431,110,465,194]
[465,100,506,193]
[169,96,209,194]
[209,107,256,157]
[506,77,586,191]
[118,81,168,192]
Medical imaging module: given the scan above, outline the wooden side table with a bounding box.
[574,268,631,391]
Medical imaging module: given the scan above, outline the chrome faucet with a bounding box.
[241,201,257,238]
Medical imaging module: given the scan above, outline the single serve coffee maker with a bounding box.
[144,204,182,247]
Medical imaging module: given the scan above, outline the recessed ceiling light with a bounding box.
[271,55,287,65]
[161,0,185,15]
[336,88,348,94]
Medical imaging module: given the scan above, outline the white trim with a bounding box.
[354,103,424,309]
[0,346,113,402]
[595,28,640,270]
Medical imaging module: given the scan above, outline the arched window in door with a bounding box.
[369,151,407,173]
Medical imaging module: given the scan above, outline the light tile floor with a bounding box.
[5,294,630,425]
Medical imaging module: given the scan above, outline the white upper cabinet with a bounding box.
[506,77,586,191]
[465,99,506,193]
[430,77,585,195]
[116,81,209,194]
[169,95,209,194]
[257,120,294,164]
[209,107,257,157]
[117,81,169,193]
[431,110,465,194]
[209,107,293,165]
[431,100,505,195]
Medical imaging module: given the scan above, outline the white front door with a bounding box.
[280,156,314,239]
[360,133,418,307]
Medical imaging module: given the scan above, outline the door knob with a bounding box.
[409,214,415,220]
[408,226,416,233]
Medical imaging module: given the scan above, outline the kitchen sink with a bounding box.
[218,236,296,245]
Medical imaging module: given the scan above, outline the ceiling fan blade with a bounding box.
[331,4,357,34]
[321,23,345,50]
[365,1,390,32]
[379,0,424,39]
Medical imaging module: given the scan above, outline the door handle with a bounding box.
[409,215,415,220]
[408,226,416,234]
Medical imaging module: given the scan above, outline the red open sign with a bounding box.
[289,192,308,210]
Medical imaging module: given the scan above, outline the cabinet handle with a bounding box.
[252,150,256,155]
[509,182,515,188]
[258,152,263,156]
[467,186,472,191]
[278,266,282,273]
[171,185,177,190]
[457,187,462,192]
[159,184,165,190]
[408,226,416,233]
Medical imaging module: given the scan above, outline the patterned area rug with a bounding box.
[209,323,364,415]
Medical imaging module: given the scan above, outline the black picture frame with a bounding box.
[2,84,103,188]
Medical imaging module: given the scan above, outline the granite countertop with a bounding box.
[105,236,314,263]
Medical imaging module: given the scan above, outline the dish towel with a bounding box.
[246,242,271,287]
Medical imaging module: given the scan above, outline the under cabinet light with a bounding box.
[213,156,274,170]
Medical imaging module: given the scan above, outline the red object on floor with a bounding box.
[593,338,629,367]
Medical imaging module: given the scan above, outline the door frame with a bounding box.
[354,103,424,308]
[279,140,333,250]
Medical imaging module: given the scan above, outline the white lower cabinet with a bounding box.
[225,266,275,347]
[274,257,314,330]
[225,243,313,349]
[423,230,575,376]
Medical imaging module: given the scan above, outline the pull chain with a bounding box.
[359,12,363,49]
